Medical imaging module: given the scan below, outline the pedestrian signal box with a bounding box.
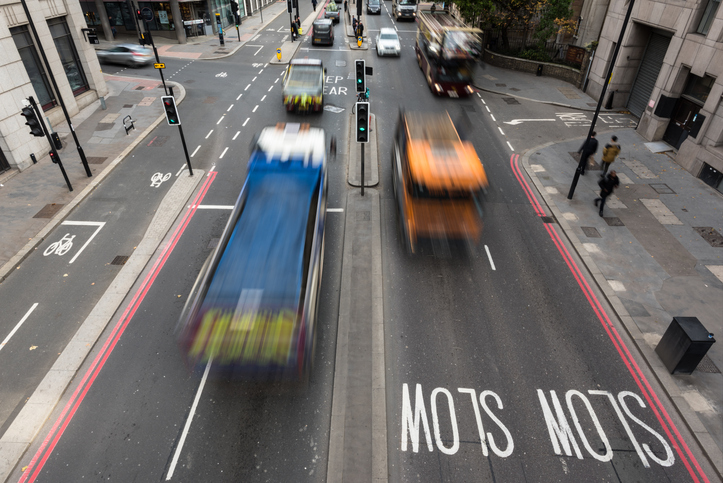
[161,96,181,126]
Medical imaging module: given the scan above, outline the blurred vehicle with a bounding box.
[177,123,328,381]
[96,44,153,67]
[312,18,334,46]
[415,8,481,97]
[282,58,325,113]
[366,0,381,14]
[376,28,401,56]
[324,1,340,22]
[392,110,488,253]
[392,0,417,20]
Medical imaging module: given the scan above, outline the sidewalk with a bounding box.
[523,132,723,477]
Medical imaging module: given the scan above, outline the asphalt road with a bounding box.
[2,1,715,482]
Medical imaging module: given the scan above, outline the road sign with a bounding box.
[276,48,281,60]
[141,7,153,21]
[154,63,166,69]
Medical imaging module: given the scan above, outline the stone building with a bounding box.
[586,0,723,192]
[0,0,108,172]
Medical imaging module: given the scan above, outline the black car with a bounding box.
[366,0,381,14]
[312,19,334,46]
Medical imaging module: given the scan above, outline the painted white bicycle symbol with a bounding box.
[44,233,76,257]
[150,172,172,188]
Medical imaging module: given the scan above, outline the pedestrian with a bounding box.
[352,16,358,32]
[594,170,619,217]
[109,16,117,38]
[577,131,598,176]
[344,0,348,12]
[356,20,364,38]
[330,135,337,160]
[291,19,298,39]
[312,0,317,10]
[601,135,621,176]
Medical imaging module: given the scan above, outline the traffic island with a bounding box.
[347,113,378,187]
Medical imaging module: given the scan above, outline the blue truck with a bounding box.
[177,123,328,381]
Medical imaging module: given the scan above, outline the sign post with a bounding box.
[216,13,224,46]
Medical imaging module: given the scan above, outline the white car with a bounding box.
[376,28,401,57]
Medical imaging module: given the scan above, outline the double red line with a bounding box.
[19,172,217,483]
[509,153,709,482]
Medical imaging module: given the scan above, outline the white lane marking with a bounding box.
[484,245,496,271]
[233,131,241,140]
[498,127,505,135]
[260,95,267,102]
[0,303,39,351]
[250,35,259,41]
[485,106,490,112]
[61,221,106,264]
[216,115,224,125]
[219,147,229,159]
[282,34,288,42]
[165,357,212,481]
[176,164,187,176]
[205,130,213,139]
[504,119,556,125]
[327,208,344,212]
[252,76,257,82]
[507,141,515,151]
[252,105,259,112]
[193,205,234,209]
[210,165,215,172]
[268,85,274,92]
[476,93,481,98]
[490,114,496,122]
[254,46,263,55]
[236,93,243,100]
[227,104,234,112]
[243,118,250,126]
[258,69,264,74]
[481,99,486,104]
[245,84,251,90]
[275,77,279,83]
[191,145,201,157]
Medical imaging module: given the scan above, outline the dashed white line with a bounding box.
[0,303,39,352]
[227,104,234,112]
[191,145,201,157]
[258,69,264,74]
[236,93,243,100]
[268,85,274,92]
[498,127,505,135]
[327,208,344,212]
[176,164,187,176]
[245,84,251,90]
[481,98,486,104]
[484,245,496,271]
[490,114,496,121]
[219,147,229,159]
[485,106,490,112]
[507,141,515,151]
[252,105,259,112]
[210,164,215,172]
[233,131,241,140]
[260,95,266,101]
[205,130,213,139]
[216,115,225,125]
[252,76,257,82]
[275,78,279,83]
[243,118,250,126]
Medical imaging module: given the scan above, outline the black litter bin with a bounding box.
[655,317,715,374]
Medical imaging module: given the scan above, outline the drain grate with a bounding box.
[541,216,555,224]
[694,227,723,247]
[581,226,601,238]
[111,255,129,265]
[123,104,134,108]
[336,60,347,67]
[148,136,169,147]
[495,83,507,87]
[604,217,624,226]
[33,203,64,219]
[509,87,521,92]
[650,183,675,194]
[208,238,220,249]
[696,355,720,373]
[86,157,107,164]
[503,97,519,105]
[134,86,146,90]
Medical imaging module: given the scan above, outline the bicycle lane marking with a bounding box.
[509,153,710,483]
[42,221,106,264]
[19,171,217,483]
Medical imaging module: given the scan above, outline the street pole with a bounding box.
[178,126,193,176]
[20,0,92,178]
[142,23,169,95]
[29,96,73,191]
[568,0,635,199]
[361,143,365,196]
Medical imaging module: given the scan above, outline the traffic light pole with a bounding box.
[178,125,193,176]
[29,96,73,192]
[361,143,365,196]
[20,0,92,178]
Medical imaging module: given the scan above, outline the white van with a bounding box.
[392,0,417,20]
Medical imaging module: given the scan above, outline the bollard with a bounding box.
[100,96,107,110]
[536,64,543,76]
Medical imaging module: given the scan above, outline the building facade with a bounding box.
[0,0,108,172]
[587,0,723,192]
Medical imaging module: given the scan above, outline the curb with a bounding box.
[200,4,286,60]
[0,79,186,284]
[520,142,723,480]
[473,85,619,113]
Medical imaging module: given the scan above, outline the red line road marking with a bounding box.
[19,172,217,483]
[509,155,709,482]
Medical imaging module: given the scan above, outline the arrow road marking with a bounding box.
[504,119,556,125]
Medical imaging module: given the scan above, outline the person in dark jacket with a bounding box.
[355,20,364,38]
[601,135,621,176]
[312,0,317,10]
[594,170,619,217]
[578,131,598,176]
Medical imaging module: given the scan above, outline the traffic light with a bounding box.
[21,106,44,137]
[356,102,369,143]
[161,96,181,126]
[49,150,57,164]
[230,0,240,24]
[286,0,292,12]
[355,59,365,93]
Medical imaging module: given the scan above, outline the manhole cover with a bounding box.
[495,83,507,87]
[696,355,720,373]
[694,227,723,247]
[336,60,347,67]
[33,203,64,219]
[148,136,169,147]
[650,183,675,194]
[111,255,129,265]
[123,104,134,108]
[208,238,220,249]
[604,217,624,226]
[581,226,601,238]
[134,86,146,90]
[509,87,520,92]
[503,97,519,105]
[86,157,107,164]
[541,216,555,224]
[204,97,218,104]
[587,102,597,107]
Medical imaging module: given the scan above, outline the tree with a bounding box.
[535,0,574,42]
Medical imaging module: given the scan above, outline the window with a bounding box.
[697,0,720,35]
[10,25,56,111]
[683,74,715,104]
[48,17,89,96]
